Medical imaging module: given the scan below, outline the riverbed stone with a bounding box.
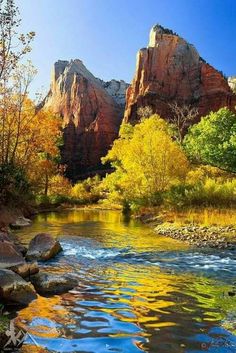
[0,232,27,256]
[14,242,28,256]
[30,272,77,295]
[0,269,37,305]
[26,233,62,261]
[154,223,236,249]
[9,261,39,278]
[0,241,25,269]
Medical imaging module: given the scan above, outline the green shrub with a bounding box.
[148,192,164,206]
[186,179,236,206]
[35,194,50,206]
[184,108,236,173]
[49,194,69,205]
[128,193,164,213]
[164,184,193,207]
[35,194,70,207]
[165,179,236,207]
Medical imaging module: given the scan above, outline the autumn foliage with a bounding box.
[102,115,189,207]
[0,1,65,204]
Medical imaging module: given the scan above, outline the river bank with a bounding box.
[135,207,236,249]
[2,202,236,251]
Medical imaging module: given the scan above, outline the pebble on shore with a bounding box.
[136,213,236,249]
[155,224,236,249]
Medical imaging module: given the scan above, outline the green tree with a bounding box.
[184,108,236,173]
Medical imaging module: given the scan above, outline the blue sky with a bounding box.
[16,0,236,97]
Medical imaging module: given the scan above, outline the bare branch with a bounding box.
[137,106,153,120]
[168,101,198,143]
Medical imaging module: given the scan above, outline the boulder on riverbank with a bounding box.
[0,232,26,255]
[26,233,62,261]
[0,232,39,279]
[0,232,27,256]
[0,240,25,268]
[0,269,37,305]
[30,272,77,295]
[10,217,32,229]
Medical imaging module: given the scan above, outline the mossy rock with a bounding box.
[0,315,10,348]
[0,315,9,332]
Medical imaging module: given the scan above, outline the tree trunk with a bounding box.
[44,172,49,196]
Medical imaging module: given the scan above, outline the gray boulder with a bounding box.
[0,232,27,256]
[30,272,77,295]
[0,235,37,278]
[26,233,62,261]
[0,241,25,269]
[0,269,37,305]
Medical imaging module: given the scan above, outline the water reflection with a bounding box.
[14,209,187,252]
[14,209,236,353]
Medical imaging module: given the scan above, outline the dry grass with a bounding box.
[161,207,236,227]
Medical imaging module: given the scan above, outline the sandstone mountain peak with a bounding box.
[125,25,236,123]
[44,59,128,179]
[51,59,99,90]
[149,24,179,47]
[51,60,129,104]
[53,60,69,81]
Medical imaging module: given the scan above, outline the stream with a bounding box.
[14,209,236,353]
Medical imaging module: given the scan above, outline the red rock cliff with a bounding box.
[44,60,125,179]
[124,25,236,123]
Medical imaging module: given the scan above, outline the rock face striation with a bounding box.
[44,60,128,179]
[228,76,236,93]
[124,25,236,123]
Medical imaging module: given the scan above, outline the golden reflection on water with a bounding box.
[14,209,236,353]
[16,295,73,338]
[20,346,49,353]
[17,263,233,343]
[14,209,188,252]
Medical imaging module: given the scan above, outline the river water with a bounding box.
[14,209,236,353]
